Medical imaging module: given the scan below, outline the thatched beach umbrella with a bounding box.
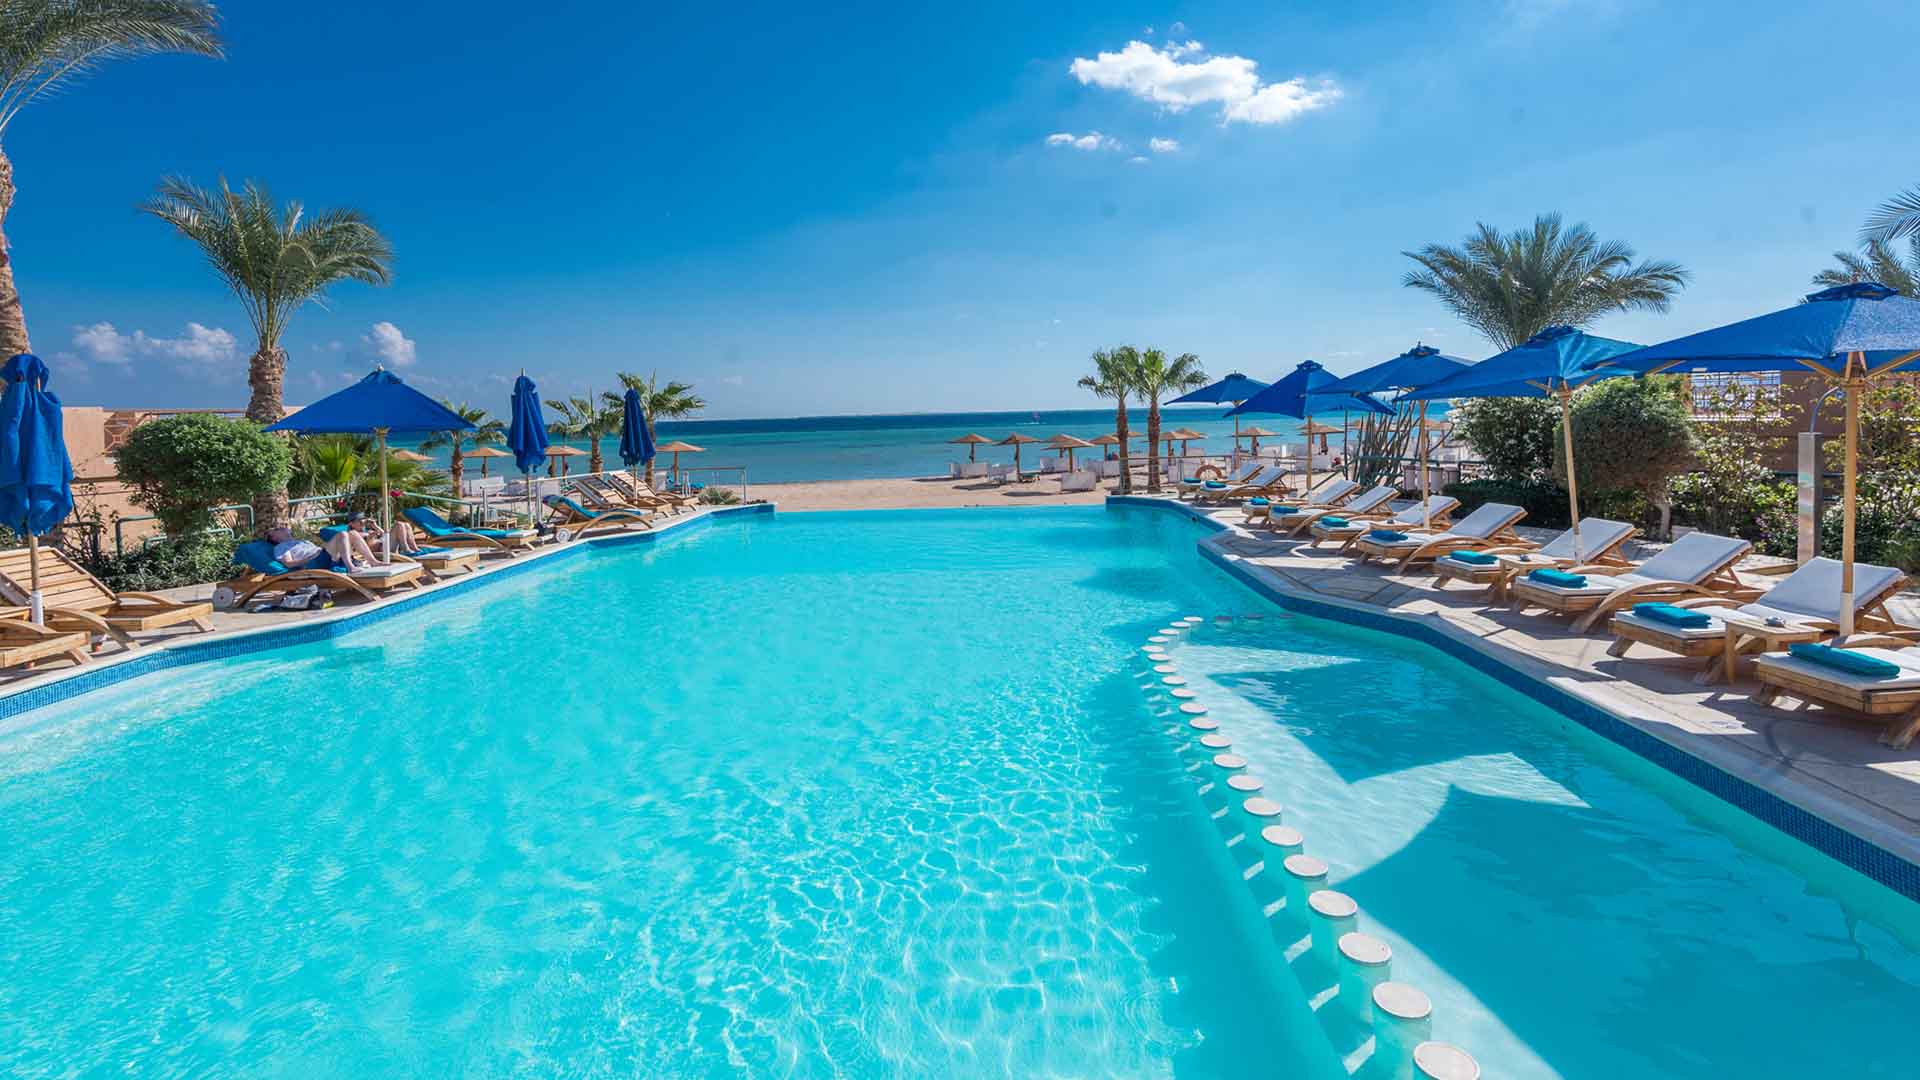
[1046,433,1095,470]
[545,444,586,477]
[467,444,510,477]
[389,448,431,463]
[949,433,992,462]
[1236,425,1281,453]
[654,440,705,488]
[998,432,1041,476]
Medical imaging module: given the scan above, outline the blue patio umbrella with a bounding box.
[1608,282,1920,635]
[267,368,474,545]
[1169,372,1270,447]
[1228,360,1391,496]
[0,354,74,623]
[617,387,654,475]
[1320,345,1475,529]
[506,374,550,525]
[1404,326,1643,560]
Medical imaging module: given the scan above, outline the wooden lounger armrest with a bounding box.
[1830,632,1919,649]
[0,611,94,642]
[1565,563,1631,576]
[1742,561,1798,577]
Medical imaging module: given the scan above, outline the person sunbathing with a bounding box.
[265,523,380,573]
[350,512,425,555]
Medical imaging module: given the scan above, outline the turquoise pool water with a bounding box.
[1161,617,1920,1078]
[0,508,1339,1078]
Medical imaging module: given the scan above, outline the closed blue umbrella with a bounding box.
[1321,345,1475,528]
[1607,282,1920,635]
[506,374,549,526]
[0,354,73,623]
[1228,360,1391,496]
[617,387,654,474]
[267,368,474,548]
[1404,326,1643,559]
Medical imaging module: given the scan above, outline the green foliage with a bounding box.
[114,414,291,537]
[287,434,448,514]
[0,1,223,137]
[1812,237,1920,297]
[1864,185,1920,245]
[1078,346,1139,494]
[1441,478,1571,529]
[1452,396,1558,482]
[1670,373,1803,550]
[1820,470,1920,572]
[82,535,241,592]
[1402,214,1688,349]
[1555,376,1695,529]
[699,486,741,505]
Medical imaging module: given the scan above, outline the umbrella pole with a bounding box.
[1303,414,1314,496]
[1840,361,1862,638]
[26,531,41,625]
[1559,387,1583,561]
[1419,400,1431,532]
[377,427,392,562]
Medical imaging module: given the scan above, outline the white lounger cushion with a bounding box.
[1301,477,1359,505]
[349,564,417,579]
[1521,531,1752,598]
[1612,557,1905,637]
[1753,647,1920,691]
[1426,502,1523,541]
[1282,485,1395,519]
[1318,495,1458,534]
[1537,518,1636,562]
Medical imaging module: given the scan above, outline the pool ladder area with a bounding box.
[1138,616,1483,1080]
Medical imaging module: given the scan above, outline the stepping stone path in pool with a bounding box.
[1241,797,1283,820]
[1308,890,1358,920]
[1187,717,1220,732]
[1152,664,1178,674]
[1148,635,1170,644]
[1338,932,1392,968]
[1413,1042,1480,1080]
[1211,753,1248,770]
[1199,733,1233,750]
[1177,702,1207,714]
[1139,645,1163,654]
[1169,687,1197,699]
[1227,774,1263,793]
[1373,982,1432,1023]
[1261,825,1303,852]
[1160,675,1187,686]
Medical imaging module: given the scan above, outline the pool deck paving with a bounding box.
[1156,495,1920,873]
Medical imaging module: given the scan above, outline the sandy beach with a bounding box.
[755,474,1118,510]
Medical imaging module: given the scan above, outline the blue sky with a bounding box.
[14,0,1920,417]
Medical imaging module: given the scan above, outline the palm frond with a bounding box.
[0,1,223,134]
[1862,186,1920,245]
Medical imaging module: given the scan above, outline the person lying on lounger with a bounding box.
[350,512,426,556]
[265,524,381,573]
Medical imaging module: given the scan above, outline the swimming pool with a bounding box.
[0,506,1914,1077]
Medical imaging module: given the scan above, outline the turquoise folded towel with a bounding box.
[1270,505,1299,515]
[1181,478,1201,485]
[1319,517,1348,529]
[1204,480,1226,489]
[1529,568,1588,588]
[1633,602,1713,628]
[1368,529,1409,542]
[1449,550,1498,565]
[1248,497,1268,506]
[1788,642,1901,678]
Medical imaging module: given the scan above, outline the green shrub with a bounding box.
[699,486,741,505]
[1818,470,1920,570]
[1441,478,1571,529]
[82,535,242,592]
[115,414,292,538]
[1451,397,1558,482]
[1554,376,1694,535]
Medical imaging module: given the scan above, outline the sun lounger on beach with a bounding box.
[1507,531,1758,633]
[1607,557,1908,674]
[1265,484,1397,534]
[1752,631,1920,748]
[603,473,699,512]
[1308,496,1458,550]
[403,507,537,554]
[542,495,657,538]
[1350,502,1531,571]
[1434,518,1638,599]
[1060,470,1099,492]
[228,539,425,605]
[0,545,214,648]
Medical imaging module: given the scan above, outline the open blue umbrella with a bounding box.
[267,368,473,546]
[1228,360,1391,496]
[1169,372,1270,447]
[0,354,74,623]
[506,374,549,525]
[1320,345,1475,529]
[617,386,654,476]
[1608,282,1920,635]
[1404,326,1643,560]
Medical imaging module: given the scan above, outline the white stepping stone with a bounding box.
[1177,702,1207,714]
[1260,825,1303,850]
[1211,753,1247,770]
[1338,932,1392,968]
[1188,717,1220,732]
[1413,1043,1480,1080]
[1168,687,1197,699]
[1373,982,1433,1022]
[1227,774,1262,793]
[1198,733,1232,750]
[1308,890,1358,920]
[1160,675,1187,686]
[1241,797,1283,819]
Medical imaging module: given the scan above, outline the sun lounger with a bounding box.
[1245,477,1358,525]
[1188,462,1262,502]
[317,525,479,581]
[1508,531,1758,633]
[227,539,425,605]
[1196,464,1287,505]
[1059,469,1099,492]
[542,495,657,539]
[1434,518,1639,599]
[1350,502,1531,571]
[0,610,91,669]
[403,506,537,554]
[1308,496,1459,550]
[602,473,699,513]
[1607,557,1908,674]
[1265,483,1396,534]
[1752,632,1920,747]
[0,544,214,648]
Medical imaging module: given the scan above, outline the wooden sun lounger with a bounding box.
[604,473,699,512]
[0,609,93,669]
[543,496,658,539]
[1306,497,1458,551]
[1433,518,1639,600]
[1244,477,1356,525]
[1752,631,1920,748]
[1507,532,1760,633]
[229,561,425,606]
[1350,503,1532,571]
[0,544,215,648]
[1264,484,1397,535]
[401,508,536,555]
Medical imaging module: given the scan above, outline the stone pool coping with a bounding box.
[0,503,774,725]
[1109,494,1920,903]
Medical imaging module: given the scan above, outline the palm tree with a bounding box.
[1863,185,1920,246]
[142,176,394,526]
[1402,214,1689,348]
[546,395,618,473]
[1077,346,1138,495]
[417,401,505,498]
[603,371,704,486]
[1812,237,1920,298]
[1130,348,1206,494]
[0,2,223,357]
[287,434,446,516]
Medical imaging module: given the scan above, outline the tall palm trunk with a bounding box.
[1115,398,1132,495]
[449,444,465,515]
[588,442,603,474]
[644,420,657,487]
[0,148,30,358]
[246,342,291,528]
[1145,396,1162,493]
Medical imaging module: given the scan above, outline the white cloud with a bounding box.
[1068,39,1340,126]
[1149,137,1180,153]
[1127,155,1149,165]
[1045,131,1120,151]
[364,321,416,367]
[70,321,239,370]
